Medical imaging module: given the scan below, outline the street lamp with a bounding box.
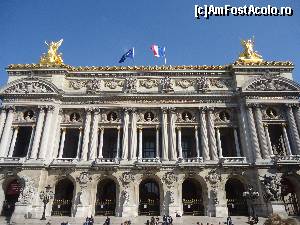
[243,185,260,219]
[39,185,54,220]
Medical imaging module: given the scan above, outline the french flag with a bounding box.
[151,44,166,58]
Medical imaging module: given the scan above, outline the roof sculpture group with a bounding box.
[7,37,293,70]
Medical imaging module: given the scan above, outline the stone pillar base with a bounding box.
[215,205,228,217]
[11,203,32,222]
[270,201,288,218]
[74,204,92,217]
[122,204,138,217]
[168,205,181,217]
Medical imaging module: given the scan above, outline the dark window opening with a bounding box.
[268,124,285,156]
[102,128,118,158]
[142,128,156,158]
[225,178,248,216]
[220,128,236,157]
[51,179,74,216]
[182,128,197,158]
[62,129,79,158]
[182,178,204,216]
[13,127,32,157]
[281,178,300,216]
[95,179,116,216]
[139,179,160,216]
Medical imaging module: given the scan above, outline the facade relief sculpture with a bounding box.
[17,175,37,205]
[105,79,124,89]
[139,79,159,89]
[260,174,281,202]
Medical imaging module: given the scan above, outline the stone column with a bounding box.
[121,108,130,160]
[38,106,54,159]
[50,109,63,160]
[138,127,143,160]
[194,126,200,158]
[26,126,36,159]
[233,128,241,157]
[254,106,270,159]
[116,126,121,159]
[282,124,292,156]
[177,127,183,159]
[246,106,261,160]
[264,124,274,157]
[169,108,177,161]
[76,128,83,159]
[58,128,66,158]
[130,110,137,160]
[8,127,19,157]
[293,105,300,135]
[89,110,99,160]
[286,104,300,155]
[199,107,210,160]
[161,108,169,161]
[97,127,104,158]
[156,126,160,159]
[207,108,217,160]
[216,128,222,158]
[81,108,92,161]
[0,106,15,157]
[30,107,45,159]
[0,107,7,137]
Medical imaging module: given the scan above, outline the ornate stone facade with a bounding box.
[0,59,300,222]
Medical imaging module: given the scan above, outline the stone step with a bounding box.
[4,216,297,225]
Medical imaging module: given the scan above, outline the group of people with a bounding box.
[83,216,95,225]
[146,215,173,225]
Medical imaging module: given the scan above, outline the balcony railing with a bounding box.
[0,157,25,164]
[138,158,161,163]
[179,157,203,163]
[272,155,300,164]
[52,158,78,164]
[219,157,247,164]
[94,158,119,164]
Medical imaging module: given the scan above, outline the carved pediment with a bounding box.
[2,77,61,95]
[244,76,300,92]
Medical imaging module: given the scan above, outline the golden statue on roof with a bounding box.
[238,37,263,63]
[39,39,64,65]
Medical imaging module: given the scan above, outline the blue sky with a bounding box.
[0,0,299,86]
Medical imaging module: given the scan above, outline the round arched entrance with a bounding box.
[139,179,160,216]
[1,179,21,217]
[95,179,116,216]
[281,178,300,216]
[225,178,248,216]
[51,178,74,216]
[182,178,204,216]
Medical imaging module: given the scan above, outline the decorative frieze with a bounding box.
[139,79,159,89]
[176,79,195,89]
[4,78,57,94]
[104,79,124,89]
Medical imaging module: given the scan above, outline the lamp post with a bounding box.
[243,185,259,218]
[39,185,54,220]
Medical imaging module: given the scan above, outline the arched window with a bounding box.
[225,178,248,216]
[281,178,300,216]
[139,179,160,216]
[95,179,116,216]
[51,179,74,216]
[182,178,204,215]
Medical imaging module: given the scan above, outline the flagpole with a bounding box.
[164,47,167,65]
[132,47,135,65]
